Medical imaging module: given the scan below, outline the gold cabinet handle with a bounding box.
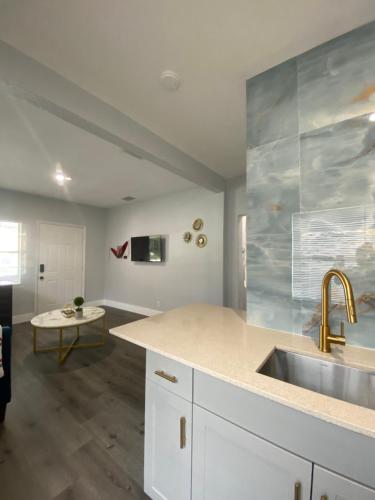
[180,416,186,449]
[294,482,301,500]
[154,370,177,383]
[321,496,328,500]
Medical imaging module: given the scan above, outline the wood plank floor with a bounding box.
[0,306,149,500]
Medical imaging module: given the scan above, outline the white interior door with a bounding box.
[37,222,85,313]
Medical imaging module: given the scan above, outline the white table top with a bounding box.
[31,306,105,329]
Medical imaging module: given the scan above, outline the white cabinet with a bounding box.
[144,380,192,500]
[143,354,375,500]
[312,466,375,500]
[192,405,312,500]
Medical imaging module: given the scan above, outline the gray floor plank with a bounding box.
[0,306,149,500]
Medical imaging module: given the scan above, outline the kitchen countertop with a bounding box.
[110,303,375,438]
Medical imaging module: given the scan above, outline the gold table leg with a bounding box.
[58,327,79,365]
[59,327,63,362]
[102,315,107,343]
[32,313,107,364]
[33,326,37,353]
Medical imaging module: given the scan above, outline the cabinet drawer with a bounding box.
[146,350,193,401]
[312,466,375,500]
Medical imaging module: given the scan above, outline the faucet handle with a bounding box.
[340,321,344,336]
[327,322,346,347]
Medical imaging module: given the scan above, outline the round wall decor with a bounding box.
[183,231,192,243]
[192,218,204,231]
[196,234,207,248]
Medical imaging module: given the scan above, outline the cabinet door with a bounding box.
[192,405,312,500]
[144,380,192,500]
[312,466,375,500]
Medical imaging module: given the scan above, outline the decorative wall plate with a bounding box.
[183,231,192,243]
[196,234,207,248]
[192,218,204,231]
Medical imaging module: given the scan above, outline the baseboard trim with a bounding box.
[85,300,105,307]
[12,312,34,325]
[103,299,162,317]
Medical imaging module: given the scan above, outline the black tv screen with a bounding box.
[131,235,163,262]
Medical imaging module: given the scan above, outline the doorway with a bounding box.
[238,215,247,311]
[36,222,85,313]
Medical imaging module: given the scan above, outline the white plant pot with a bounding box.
[75,309,83,319]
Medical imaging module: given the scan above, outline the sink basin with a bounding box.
[257,349,375,410]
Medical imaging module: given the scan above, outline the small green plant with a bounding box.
[73,296,84,311]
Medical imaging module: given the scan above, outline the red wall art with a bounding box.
[110,241,128,259]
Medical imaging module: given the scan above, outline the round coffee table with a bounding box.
[31,306,107,364]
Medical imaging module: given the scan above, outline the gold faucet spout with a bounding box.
[346,298,357,324]
[319,269,357,353]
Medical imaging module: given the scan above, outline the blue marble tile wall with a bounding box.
[246,21,375,348]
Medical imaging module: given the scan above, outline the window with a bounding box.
[0,221,21,285]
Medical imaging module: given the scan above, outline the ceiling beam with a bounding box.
[0,40,225,193]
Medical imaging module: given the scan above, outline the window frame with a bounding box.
[0,220,22,285]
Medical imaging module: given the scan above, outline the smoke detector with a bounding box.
[160,70,182,91]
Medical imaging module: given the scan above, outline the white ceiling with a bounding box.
[0,89,194,207]
[0,1,374,179]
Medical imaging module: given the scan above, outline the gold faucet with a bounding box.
[319,269,357,353]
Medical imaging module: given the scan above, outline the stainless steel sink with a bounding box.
[257,349,375,410]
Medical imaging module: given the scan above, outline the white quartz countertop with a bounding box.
[110,303,375,438]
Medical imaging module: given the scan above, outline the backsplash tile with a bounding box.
[247,290,301,334]
[247,136,300,235]
[292,206,367,302]
[247,232,292,296]
[246,20,375,349]
[246,58,298,148]
[300,298,375,349]
[293,206,375,346]
[298,22,375,133]
[247,233,301,333]
[300,114,375,211]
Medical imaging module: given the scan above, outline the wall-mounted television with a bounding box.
[131,235,164,262]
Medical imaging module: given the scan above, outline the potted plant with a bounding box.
[73,296,84,319]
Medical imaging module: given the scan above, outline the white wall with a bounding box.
[104,187,224,314]
[223,175,246,309]
[0,188,107,319]
[2,185,227,320]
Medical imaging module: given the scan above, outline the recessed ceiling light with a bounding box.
[160,70,182,91]
[54,164,72,186]
[369,112,375,122]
